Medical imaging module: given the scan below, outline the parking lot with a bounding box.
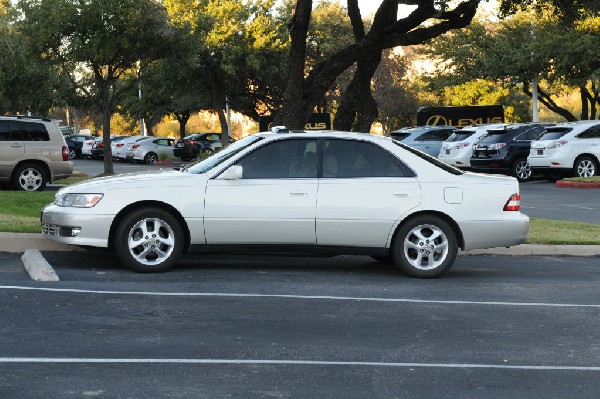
[1,250,599,397]
[2,158,599,397]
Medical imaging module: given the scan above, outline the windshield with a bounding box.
[537,128,572,141]
[446,131,474,142]
[187,135,263,174]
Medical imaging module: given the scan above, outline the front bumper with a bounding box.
[41,204,113,248]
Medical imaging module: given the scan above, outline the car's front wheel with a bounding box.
[574,156,598,177]
[392,215,458,278]
[12,163,47,191]
[114,207,184,273]
[512,158,532,182]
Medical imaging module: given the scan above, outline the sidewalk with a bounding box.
[1,232,600,256]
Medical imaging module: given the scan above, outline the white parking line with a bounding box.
[1,285,599,308]
[0,357,598,370]
[562,205,595,210]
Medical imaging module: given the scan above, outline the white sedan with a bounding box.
[41,131,529,278]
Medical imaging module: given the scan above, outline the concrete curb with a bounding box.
[556,180,600,189]
[0,233,83,252]
[21,249,60,281]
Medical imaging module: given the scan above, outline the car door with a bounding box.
[204,138,318,245]
[0,121,24,178]
[316,139,421,248]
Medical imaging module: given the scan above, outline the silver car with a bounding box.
[127,137,176,164]
[0,115,73,191]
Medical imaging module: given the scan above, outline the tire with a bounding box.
[201,148,213,156]
[114,207,184,273]
[144,152,158,164]
[12,163,47,191]
[512,158,532,182]
[392,215,458,278]
[371,255,393,264]
[68,149,76,159]
[574,156,598,177]
[543,172,563,182]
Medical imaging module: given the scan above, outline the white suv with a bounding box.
[0,115,73,191]
[529,120,600,179]
[438,123,509,168]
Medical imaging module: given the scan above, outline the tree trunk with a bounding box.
[97,79,115,176]
[217,108,229,146]
[523,81,577,121]
[175,112,190,139]
[277,0,312,129]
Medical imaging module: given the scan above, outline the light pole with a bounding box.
[138,62,146,136]
[530,2,539,122]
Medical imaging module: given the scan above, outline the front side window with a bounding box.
[323,139,407,178]
[0,121,10,141]
[189,135,263,174]
[237,139,317,179]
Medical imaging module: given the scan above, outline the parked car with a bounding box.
[90,135,127,159]
[112,136,147,161]
[81,137,102,158]
[529,120,600,179]
[390,126,457,157]
[438,124,510,169]
[173,133,236,161]
[0,115,73,191]
[65,134,94,159]
[470,123,553,182]
[127,137,176,164]
[42,131,528,278]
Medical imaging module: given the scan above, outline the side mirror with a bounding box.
[217,165,243,180]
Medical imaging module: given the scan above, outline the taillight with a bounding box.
[132,145,140,149]
[454,143,470,149]
[490,143,507,150]
[547,140,568,149]
[504,193,521,211]
[189,140,196,145]
[62,146,69,161]
[116,143,124,147]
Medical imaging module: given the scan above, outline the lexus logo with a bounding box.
[426,115,448,126]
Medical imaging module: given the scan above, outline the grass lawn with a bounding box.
[562,176,600,183]
[1,187,599,245]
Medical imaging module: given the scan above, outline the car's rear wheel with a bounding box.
[12,163,47,191]
[114,207,184,273]
[144,152,158,164]
[392,215,457,278]
[68,148,76,159]
[512,158,532,182]
[574,156,598,177]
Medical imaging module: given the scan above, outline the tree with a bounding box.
[0,4,64,115]
[276,0,482,130]
[419,6,600,121]
[18,0,176,175]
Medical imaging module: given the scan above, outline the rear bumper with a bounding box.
[460,213,529,251]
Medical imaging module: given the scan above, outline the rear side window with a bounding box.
[577,125,600,139]
[10,122,50,141]
[515,126,546,141]
[538,128,572,140]
[323,139,409,178]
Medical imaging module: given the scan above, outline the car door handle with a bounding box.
[393,192,410,198]
[290,190,308,196]
[11,144,22,148]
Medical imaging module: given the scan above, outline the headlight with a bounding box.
[54,193,103,208]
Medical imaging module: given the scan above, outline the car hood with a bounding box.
[58,170,201,194]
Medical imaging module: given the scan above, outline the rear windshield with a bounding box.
[390,132,410,141]
[479,131,509,144]
[446,131,474,142]
[394,141,463,176]
[537,128,572,140]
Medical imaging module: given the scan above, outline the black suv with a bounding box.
[470,123,553,182]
